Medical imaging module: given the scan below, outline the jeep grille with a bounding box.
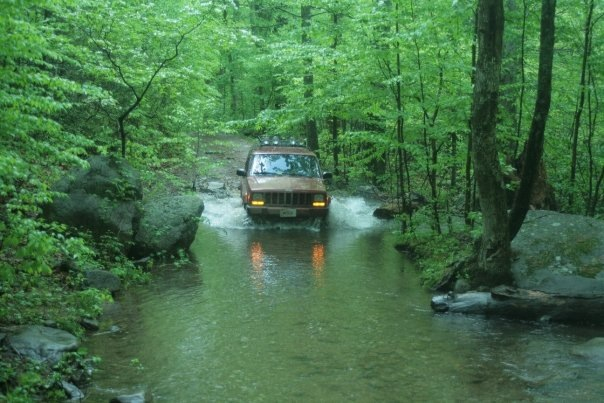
[261,192,314,207]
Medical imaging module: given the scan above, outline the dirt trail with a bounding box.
[195,134,255,195]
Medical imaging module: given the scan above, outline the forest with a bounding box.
[0,0,602,400]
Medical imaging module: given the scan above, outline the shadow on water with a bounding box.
[84,195,604,402]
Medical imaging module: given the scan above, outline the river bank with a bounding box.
[0,135,252,401]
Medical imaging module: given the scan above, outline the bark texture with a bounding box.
[509,0,556,240]
[470,0,512,286]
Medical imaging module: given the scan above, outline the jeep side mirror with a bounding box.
[236,168,246,177]
[322,172,333,180]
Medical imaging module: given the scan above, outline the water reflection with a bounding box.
[311,242,325,286]
[247,233,327,291]
[249,241,266,292]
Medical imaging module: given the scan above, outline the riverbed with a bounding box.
[84,196,604,402]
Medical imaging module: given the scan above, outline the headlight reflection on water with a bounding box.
[249,241,266,292]
[247,239,326,291]
[311,242,325,287]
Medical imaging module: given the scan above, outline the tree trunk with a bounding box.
[586,58,600,215]
[432,286,604,324]
[395,2,410,232]
[508,0,556,240]
[470,0,512,286]
[301,5,318,152]
[591,167,604,215]
[569,0,594,208]
[465,10,478,227]
[330,10,340,175]
[513,0,528,158]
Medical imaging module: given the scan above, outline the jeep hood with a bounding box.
[246,176,326,192]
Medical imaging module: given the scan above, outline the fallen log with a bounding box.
[431,285,604,324]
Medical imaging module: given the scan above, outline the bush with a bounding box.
[396,230,474,288]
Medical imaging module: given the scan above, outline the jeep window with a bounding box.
[250,154,321,178]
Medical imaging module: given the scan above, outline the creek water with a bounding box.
[84,196,604,402]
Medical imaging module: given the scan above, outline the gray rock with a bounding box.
[50,190,141,243]
[511,210,604,297]
[8,325,79,365]
[45,155,143,245]
[571,337,604,363]
[62,380,84,400]
[205,181,225,191]
[80,318,100,331]
[85,269,121,293]
[133,195,204,258]
[373,204,399,220]
[54,155,142,200]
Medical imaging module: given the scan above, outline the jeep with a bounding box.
[236,138,332,219]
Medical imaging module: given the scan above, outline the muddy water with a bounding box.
[84,197,604,402]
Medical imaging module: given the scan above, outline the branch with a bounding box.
[131,18,204,115]
[508,0,556,240]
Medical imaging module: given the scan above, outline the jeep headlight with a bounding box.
[312,194,326,207]
[251,193,265,206]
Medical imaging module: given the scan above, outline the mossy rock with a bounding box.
[511,211,604,297]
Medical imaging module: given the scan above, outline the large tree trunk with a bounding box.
[470,0,512,286]
[508,0,556,240]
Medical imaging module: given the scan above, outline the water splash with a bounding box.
[327,196,384,230]
[200,196,249,229]
[200,195,385,231]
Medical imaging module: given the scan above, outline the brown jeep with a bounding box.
[236,138,332,218]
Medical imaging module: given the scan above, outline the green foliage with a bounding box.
[87,234,150,286]
[0,0,91,288]
[397,230,474,288]
[0,347,98,402]
[0,273,108,335]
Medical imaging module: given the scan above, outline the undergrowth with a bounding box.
[0,230,148,401]
[397,229,475,288]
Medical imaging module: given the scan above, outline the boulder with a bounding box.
[80,317,100,331]
[373,204,399,219]
[132,195,204,258]
[46,155,205,258]
[511,210,604,297]
[373,193,428,219]
[45,155,143,244]
[7,325,79,365]
[54,155,142,200]
[84,269,122,293]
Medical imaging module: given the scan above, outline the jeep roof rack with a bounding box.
[258,136,307,148]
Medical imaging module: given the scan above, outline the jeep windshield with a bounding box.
[250,154,321,178]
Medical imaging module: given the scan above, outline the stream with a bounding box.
[84,196,604,402]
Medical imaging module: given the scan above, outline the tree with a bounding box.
[509,0,556,239]
[568,0,595,208]
[301,4,319,152]
[74,1,204,158]
[470,0,512,285]
[471,0,556,286]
